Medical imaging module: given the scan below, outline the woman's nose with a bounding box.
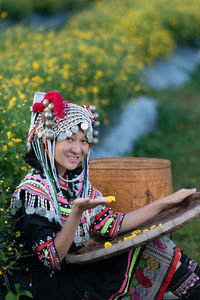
[71,141,81,154]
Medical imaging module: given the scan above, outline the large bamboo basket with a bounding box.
[89,157,172,213]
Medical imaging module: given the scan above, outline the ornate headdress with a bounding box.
[27,91,100,215]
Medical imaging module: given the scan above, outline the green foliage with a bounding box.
[0,0,97,19]
[5,284,33,300]
[0,182,26,275]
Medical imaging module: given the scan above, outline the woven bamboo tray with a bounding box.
[89,157,172,212]
[65,193,200,264]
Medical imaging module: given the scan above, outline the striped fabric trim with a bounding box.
[109,212,124,237]
[34,238,61,271]
[100,217,114,235]
[92,207,124,238]
[157,247,181,300]
[20,178,51,200]
[110,247,142,299]
[49,241,60,270]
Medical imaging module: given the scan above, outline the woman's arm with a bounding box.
[120,188,196,233]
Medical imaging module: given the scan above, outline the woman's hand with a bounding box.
[72,197,110,214]
[158,188,197,210]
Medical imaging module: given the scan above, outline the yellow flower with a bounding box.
[19,93,25,100]
[4,221,8,224]
[8,142,14,147]
[32,61,39,70]
[0,271,2,276]
[15,231,21,238]
[92,86,99,94]
[124,236,132,241]
[104,241,112,248]
[143,229,149,233]
[19,244,23,248]
[2,145,8,151]
[8,247,12,252]
[150,225,156,230]
[1,11,8,18]
[12,138,22,143]
[158,223,162,226]
[21,166,27,171]
[107,196,116,202]
[7,131,13,139]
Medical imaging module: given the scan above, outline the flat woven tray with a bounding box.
[65,192,200,264]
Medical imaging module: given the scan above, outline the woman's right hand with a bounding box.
[72,197,110,214]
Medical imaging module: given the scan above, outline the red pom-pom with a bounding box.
[32,102,45,113]
[42,91,67,119]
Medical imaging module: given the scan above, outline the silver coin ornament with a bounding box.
[92,137,99,145]
[43,99,50,107]
[57,131,67,142]
[26,206,35,215]
[94,120,100,128]
[38,207,46,217]
[93,130,99,137]
[45,111,53,120]
[45,119,53,129]
[71,125,79,133]
[46,129,54,140]
[10,208,16,216]
[93,112,99,120]
[86,131,93,139]
[65,130,73,137]
[89,104,96,113]
[81,122,88,131]
[48,103,54,112]
[74,235,82,244]
[15,199,22,209]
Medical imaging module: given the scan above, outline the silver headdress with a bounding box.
[27,91,100,147]
[27,91,100,216]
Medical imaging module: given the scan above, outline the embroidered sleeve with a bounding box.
[20,211,62,270]
[32,234,61,270]
[90,206,125,238]
[87,183,125,238]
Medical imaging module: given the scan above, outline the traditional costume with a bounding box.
[8,92,200,299]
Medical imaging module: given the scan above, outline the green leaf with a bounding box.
[5,291,18,300]
[20,290,33,298]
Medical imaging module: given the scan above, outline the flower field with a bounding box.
[1,0,200,274]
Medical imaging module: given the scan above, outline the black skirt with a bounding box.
[9,250,140,300]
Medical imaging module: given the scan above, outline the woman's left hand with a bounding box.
[158,188,197,209]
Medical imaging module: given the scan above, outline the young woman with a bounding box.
[9,91,200,299]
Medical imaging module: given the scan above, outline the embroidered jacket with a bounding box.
[11,169,125,271]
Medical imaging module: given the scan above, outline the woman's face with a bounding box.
[54,129,90,176]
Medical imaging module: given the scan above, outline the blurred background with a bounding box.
[0,0,200,269]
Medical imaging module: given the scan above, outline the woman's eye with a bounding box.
[82,139,88,143]
[66,137,73,141]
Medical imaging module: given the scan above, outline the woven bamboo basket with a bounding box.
[89,157,172,213]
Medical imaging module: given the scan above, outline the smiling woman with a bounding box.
[5,91,200,300]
